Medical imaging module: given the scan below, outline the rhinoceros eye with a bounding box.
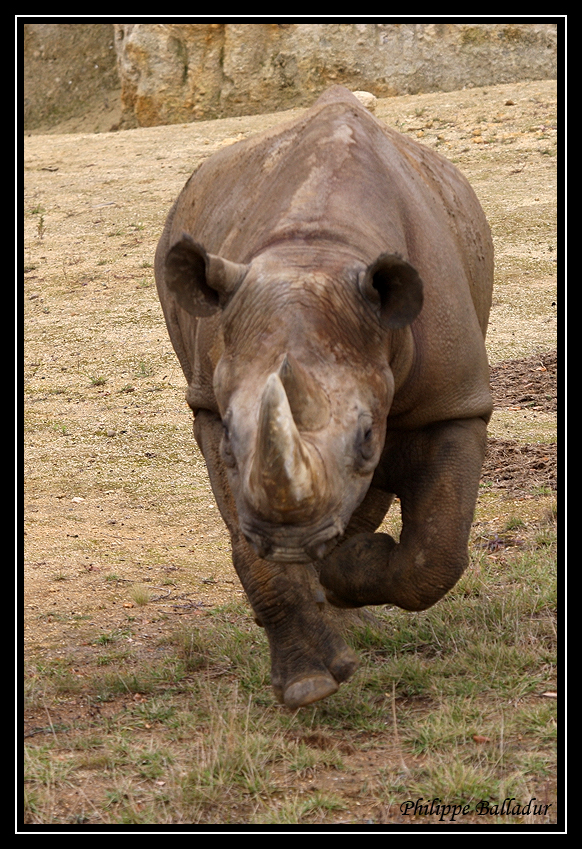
[360,427,374,459]
[221,420,237,468]
[355,415,375,465]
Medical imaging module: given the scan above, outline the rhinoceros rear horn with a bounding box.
[165,234,248,316]
[359,253,423,329]
[278,354,331,432]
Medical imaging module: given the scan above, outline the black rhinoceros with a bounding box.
[154,86,493,709]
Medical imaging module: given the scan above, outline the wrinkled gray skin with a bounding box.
[155,86,493,709]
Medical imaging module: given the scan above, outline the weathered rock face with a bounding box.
[114,22,557,127]
[22,22,557,133]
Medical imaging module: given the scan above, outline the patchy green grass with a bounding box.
[23,528,557,825]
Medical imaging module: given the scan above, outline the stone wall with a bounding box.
[23,22,557,131]
[114,22,557,126]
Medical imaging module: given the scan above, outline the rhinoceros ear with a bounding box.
[359,253,423,329]
[165,234,248,317]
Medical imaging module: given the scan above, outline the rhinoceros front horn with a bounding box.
[249,364,324,519]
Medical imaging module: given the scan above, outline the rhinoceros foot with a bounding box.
[270,629,359,709]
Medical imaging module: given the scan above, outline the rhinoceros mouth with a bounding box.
[241,519,343,563]
[263,546,315,564]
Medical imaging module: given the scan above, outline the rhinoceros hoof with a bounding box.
[283,674,339,709]
[274,647,359,708]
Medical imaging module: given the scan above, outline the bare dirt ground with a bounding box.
[485,350,557,494]
[23,79,557,824]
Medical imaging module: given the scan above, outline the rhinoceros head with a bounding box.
[165,235,423,563]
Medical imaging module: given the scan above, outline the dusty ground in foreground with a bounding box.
[23,79,557,825]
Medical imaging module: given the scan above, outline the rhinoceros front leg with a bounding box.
[319,417,487,611]
[193,409,359,708]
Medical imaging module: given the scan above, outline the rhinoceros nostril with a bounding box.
[244,532,271,560]
[307,533,340,562]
